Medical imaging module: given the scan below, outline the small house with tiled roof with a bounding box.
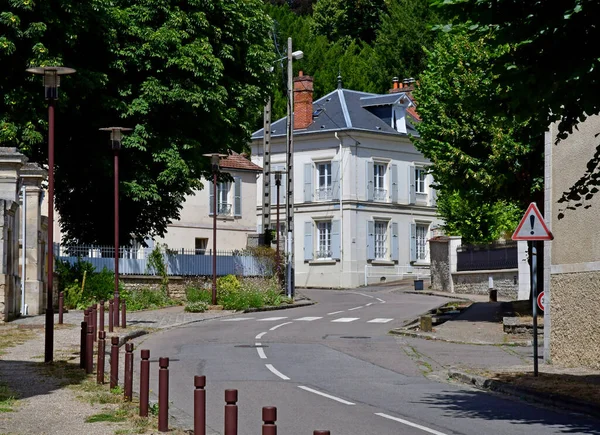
[250,74,441,288]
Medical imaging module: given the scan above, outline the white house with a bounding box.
[251,74,442,288]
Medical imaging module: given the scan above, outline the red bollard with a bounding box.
[224,389,238,435]
[158,357,170,432]
[313,432,330,435]
[97,330,106,384]
[139,349,150,417]
[114,295,120,328]
[58,291,64,324]
[83,308,89,327]
[121,300,127,329]
[80,321,87,369]
[99,300,105,332]
[194,376,206,435]
[124,343,133,401]
[110,336,119,389]
[91,304,98,342]
[262,406,277,435]
[108,300,114,333]
[86,326,94,374]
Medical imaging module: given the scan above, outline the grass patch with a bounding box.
[184,301,208,313]
[0,383,18,413]
[0,326,36,355]
[85,412,127,423]
[122,288,180,311]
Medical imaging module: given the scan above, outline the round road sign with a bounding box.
[537,291,545,312]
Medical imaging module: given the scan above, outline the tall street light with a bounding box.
[285,38,303,300]
[203,153,226,305]
[273,170,285,285]
[26,65,76,363]
[100,127,132,328]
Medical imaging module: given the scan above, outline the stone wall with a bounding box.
[550,271,600,369]
[451,269,519,299]
[120,275,211,301]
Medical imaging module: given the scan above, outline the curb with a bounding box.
[448,370,600,418]
[244,300,315,313]
[401,290,473,301]
[389,329,532,347]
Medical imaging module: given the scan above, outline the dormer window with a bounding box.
[392,104,407,134]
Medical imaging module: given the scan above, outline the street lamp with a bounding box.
[100,127,132,328]
[26,65,76,363]
[203,153,226,305]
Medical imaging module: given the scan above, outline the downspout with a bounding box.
[21,184,27,315]
[335,132,343,288]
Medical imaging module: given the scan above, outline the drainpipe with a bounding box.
[335,132,343,288]
[21,184,27,315]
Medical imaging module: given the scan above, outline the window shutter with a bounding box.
[410,223,417,262]
[304,221,314,261]
[391,222,399,261]
[331,220,341,260]
[209,180,214,216]
[304,163,313,202]
[331,160,340,201]
[367,220,375,260]
[391,164,398,203]
[430,183,437,207]
[366,161,374,201]
[409,165,416,205]
[257,223,263,234]
[234,177,242,217]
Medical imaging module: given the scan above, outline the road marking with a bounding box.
[376,298,386,303]
[255,332,267,339]
[348,306,362,311]
[265,364,290,380]
[327,311,344,315]
[295,317,322,321]
[375,413,448,435]
[367,318,393,323]
[357,293,375,298]
[257,317,288,322]
[270,322,293,331]
[255,343,267,359]
[221,317,254,322]
[331,317,359,323]
[298,386,355,405]
[366,303,373,306]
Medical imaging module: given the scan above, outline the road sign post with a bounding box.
[512,203,553,377]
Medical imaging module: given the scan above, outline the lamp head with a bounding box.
[203,153,227,171]
[26,66,76,100]
[291,50,304,60]
[99,127,133,150]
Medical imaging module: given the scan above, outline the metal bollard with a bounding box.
[97,330,106,384]
[124,343,133,401]
[86,326,94,374]
[194,376,206,435]
[83,308,89,327]
[224,389,238,435]
[58,291,64,324]
[158,357,170,432]
[121,300,127,329]
[139,349,150,417]
[108,299,114,333]
[110,336,119,389]
[114,295,120,328]
[313,432,330,435]
[99,300,105,332]
[91,304,98,342]
[262,406,277,435]
[80,321,87,369]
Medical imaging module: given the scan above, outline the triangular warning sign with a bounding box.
[512,203,554,241]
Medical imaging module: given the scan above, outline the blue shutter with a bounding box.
[304,163,313,202]
[209,180,214,216]
[391,222,399,262]
[304,221,314,261]
[367,220,375,260]
[366,161,374,201]
[331,220,341,260]
[409,165,416,205]
[234,177,242,217]
[410,223,417,262]
[391,164,398,203]
[331,160,340,201]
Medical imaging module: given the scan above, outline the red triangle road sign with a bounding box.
[512,203,554,241]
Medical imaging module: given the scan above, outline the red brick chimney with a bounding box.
[293,71,313,130]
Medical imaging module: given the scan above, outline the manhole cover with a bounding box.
[234,344,268,348]
[340,336,370,339]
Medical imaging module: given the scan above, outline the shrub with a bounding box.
[186,286,211,304]
[184,301,208,313]
[121,288,175,311]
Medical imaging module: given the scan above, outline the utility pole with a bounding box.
[285,37,295,299]
[262,98,272,246]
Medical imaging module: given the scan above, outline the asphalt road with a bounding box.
[132,288,600,435]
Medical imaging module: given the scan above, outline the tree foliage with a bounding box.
[1,0,274,245]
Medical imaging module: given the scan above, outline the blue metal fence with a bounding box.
[55,245,269,277]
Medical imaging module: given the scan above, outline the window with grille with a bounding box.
[416,224,428,260]
[374,220,388,259]
[317,221,332,259]
[317,162,332,200]
[217,182,231,215]
[374,163,387,200]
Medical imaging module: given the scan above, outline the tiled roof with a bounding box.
[219,151,262,172]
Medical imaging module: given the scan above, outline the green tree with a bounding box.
[311,0,387,43]
[1,0,274,245]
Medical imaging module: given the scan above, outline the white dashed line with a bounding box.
[327,311,344,315]
[257,317,288,322]
[256,343,267,359]
[221,317,254,322]
[331,317,359,323]
[348,306,362,311]
[375,413,448,435]
[255,332,267,340]
[295,317,322,321]
[269,322,293,331]
[356,293,375,299]
[265,364,290,380]
[367,318,393,324]
[376,298,386,303]
[366,303,374,307]
[298,386,355,405]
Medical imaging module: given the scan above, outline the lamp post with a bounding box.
[26,66,76,363]
[203,153,226,305]
[285,38,303,299]
[273,170,284,285]
[100,127,132,328]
